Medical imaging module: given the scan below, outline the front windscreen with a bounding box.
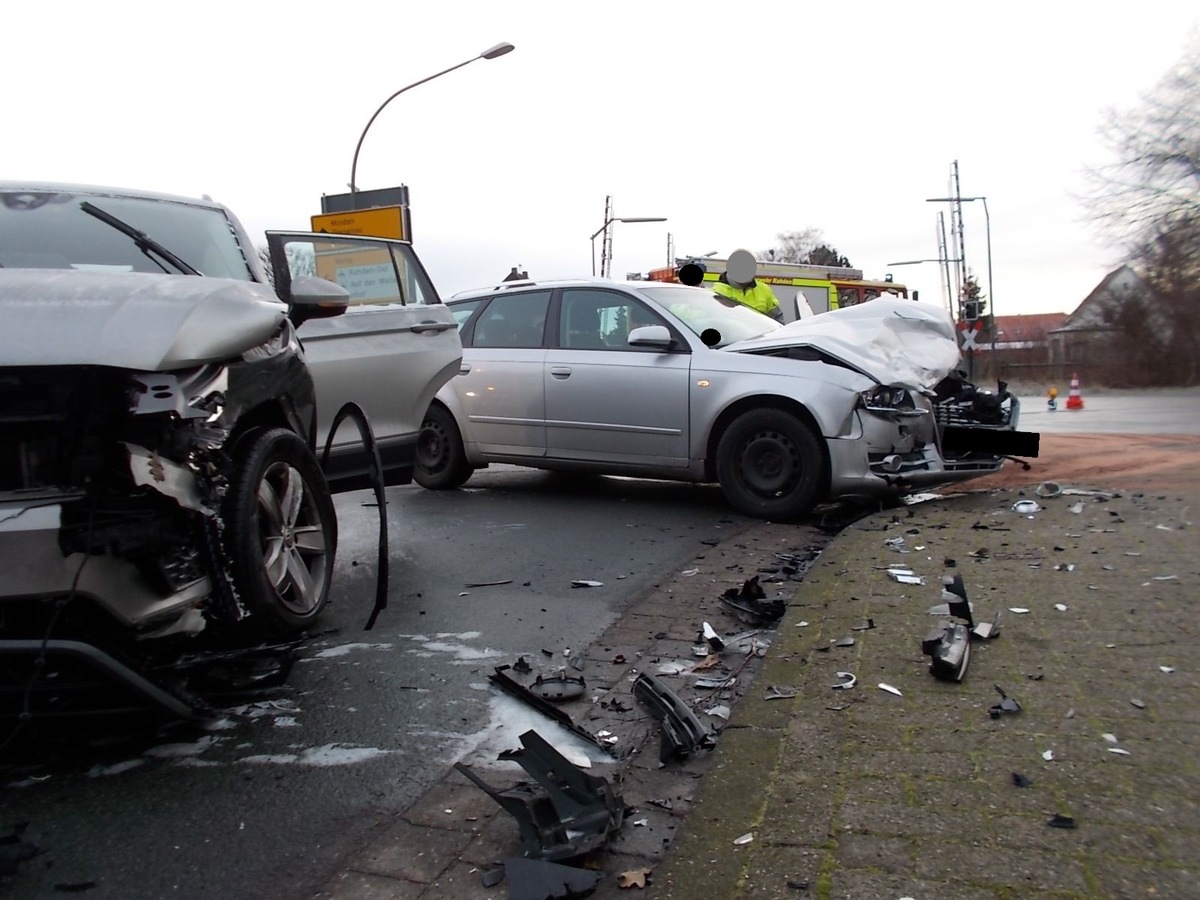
[0,190,253,280]
[635,284,782,347]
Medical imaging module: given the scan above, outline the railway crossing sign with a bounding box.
[959,322,982,352]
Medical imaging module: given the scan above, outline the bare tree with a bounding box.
[1083,31,1200,384]
[758,228,853,268]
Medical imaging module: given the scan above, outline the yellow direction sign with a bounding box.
[310,205,406,240]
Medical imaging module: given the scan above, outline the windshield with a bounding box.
[0,190,253,280]
[636,284,782,347]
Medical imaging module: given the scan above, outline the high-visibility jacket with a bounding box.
[712,277,780,316]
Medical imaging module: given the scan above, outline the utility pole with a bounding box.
[600,195,615,279]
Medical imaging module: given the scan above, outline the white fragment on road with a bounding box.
[1160,666,1176,674]
[1108,748,1132,756]
[273,717,300,728]
[87,759,147,778]
[143,736,224,759]
[572,580,603,588]
[1069,502,1085,514]
[1102,733,1118,744]
[733,832,754,845]
[1153,575,1179,581]
[795,621,810,628]
[1054,603,1069,611]
[706,705,731,720]
[1043,750,1055,761]
[237,744,392,767]
[312,642,394,659]
[681,568,699,577]
[1009,608,1031,614]
[878,683,903,697]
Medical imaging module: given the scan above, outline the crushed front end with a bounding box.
[0,362,244,721]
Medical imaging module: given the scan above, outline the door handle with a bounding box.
[459,364,472,375]
[411,322,455,334]
[549,366,572,379]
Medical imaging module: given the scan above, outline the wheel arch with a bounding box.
[704,395,831,488]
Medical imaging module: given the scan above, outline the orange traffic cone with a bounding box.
[1065,373,1084,410]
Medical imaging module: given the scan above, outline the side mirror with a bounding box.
[288,275,350,326]
[628,325,675,349]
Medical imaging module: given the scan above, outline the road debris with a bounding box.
[878,683,903,697]
[1131,699,1147,709]
[831,672,857,690]
[455,730,624,861]
[1108,747,1132,756]
[700,622,725,652]
[733,832,755,845]
[923,621,971,682]
[1012,772,1032,788]
[502,856,603,898]
[1054,603,1069,611]
[529,672,587,702]
[1047,814,1077,829]
[464,579,513,588]
[1160,666,1175,674]
[488,666,616,757]
[851,618,876,631]
[571,580,604,588]
[1008,607,1031,614]
[887,567,925,585]
[1043,750,1055,761]
[989,685,1022,718]
[1013,500,1040,514]
[833,636,856,648]
[720,576,786,625]
[634,672,717,763]
[764,684,798,700]
[1036,482,1063,498]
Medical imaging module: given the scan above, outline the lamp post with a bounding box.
[349,42,515,200]
[589,196,666,278]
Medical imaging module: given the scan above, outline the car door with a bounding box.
[544,288,691,467]
[453,290,551,458]
[265,231,462,487]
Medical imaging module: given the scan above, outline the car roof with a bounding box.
[449,278,702,303]
[0,180,230,211]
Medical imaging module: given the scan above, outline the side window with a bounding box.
[838,288,859,308]
[450,299,484,331]
[281,236,404,308]
[393,245,441,306]
[472,291,551,348]
[559,289,668,351]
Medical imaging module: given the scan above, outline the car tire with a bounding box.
[222,427,337,638]
[414,405,473,490]
[715,408,827,520]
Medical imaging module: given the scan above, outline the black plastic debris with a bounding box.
[989,685,1022,719]
[502,857,601,899]
[488,667,615,757]
[1011,772,1032,788]
[922,622,971,682]
[513,656,533,675]
[481,865,506,888]
[1047,814,1077,829]
[530,672,587,703]
[455,730,624,862]
[720,576,786,625]
[633,672,717,763]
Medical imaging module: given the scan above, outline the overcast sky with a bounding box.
[7,1,1198,317]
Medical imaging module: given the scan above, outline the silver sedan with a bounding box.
[413,279,1037,520]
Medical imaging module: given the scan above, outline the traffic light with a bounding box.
[963,300,981,322]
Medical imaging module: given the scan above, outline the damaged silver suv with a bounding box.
[0,182,457,721]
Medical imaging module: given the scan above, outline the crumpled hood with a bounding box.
[725,298,962,391]
[0,269,287,370]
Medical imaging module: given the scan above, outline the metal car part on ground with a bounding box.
[454,729,626,862]
[413,280,1039,521]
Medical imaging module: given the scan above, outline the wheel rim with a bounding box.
[737,430,802,499]
[256,461,328,616]
[417,419,449,473]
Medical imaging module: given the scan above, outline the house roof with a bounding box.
[1051,264,1145,334]
[990,313,1069,340]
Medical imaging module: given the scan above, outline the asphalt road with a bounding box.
[1017,386,1200,435]
[0,468,757,900]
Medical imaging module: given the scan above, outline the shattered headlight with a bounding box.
[860,385,926,417]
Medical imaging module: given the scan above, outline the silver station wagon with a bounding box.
[413,278,1038,520]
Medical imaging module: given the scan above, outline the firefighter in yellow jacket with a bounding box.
[711,249,784,321]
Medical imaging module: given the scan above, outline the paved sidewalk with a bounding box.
[320,484,1198,899]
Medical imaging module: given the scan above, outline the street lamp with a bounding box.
[589,200,667,278]
[349,42,515,198]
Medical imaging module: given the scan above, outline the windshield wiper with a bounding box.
[79,201,201,276]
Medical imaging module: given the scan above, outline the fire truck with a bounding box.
[642,257,913,323]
